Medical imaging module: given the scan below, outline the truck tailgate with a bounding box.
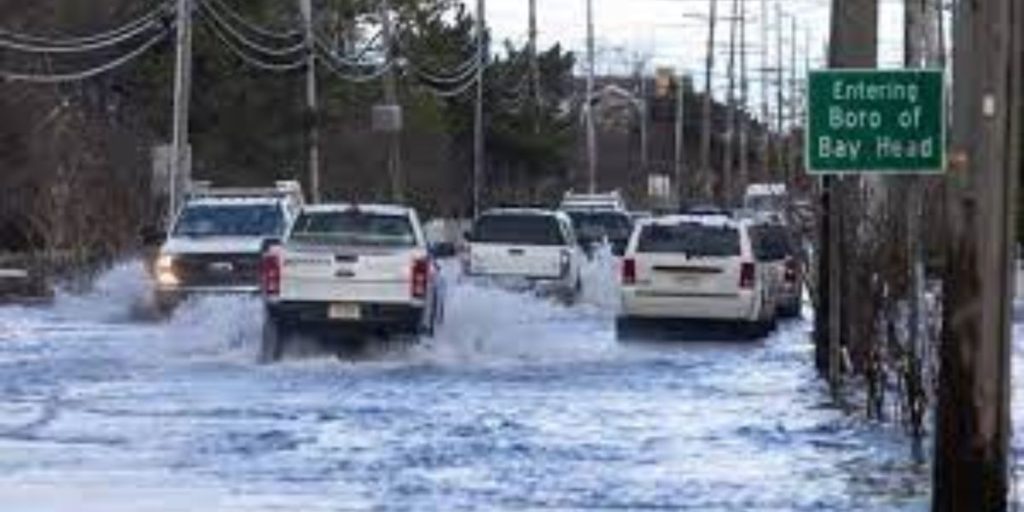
[279,247,418,304]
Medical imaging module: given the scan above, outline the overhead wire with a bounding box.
[198,0,307,57]
[0,2,171,46]
[316,51,395,83]
[313,36,382,68]
[196,7,307,72]
[416,72,480,98]
[204,0,302,41]
[0,14,165,54]
[0,30,169,83]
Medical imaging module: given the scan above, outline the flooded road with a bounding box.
[0,259,939,511]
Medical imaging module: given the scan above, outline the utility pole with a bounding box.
[723,0,738,205]
[760,0,770,182]
[738,0,749,195]
[818,0,877,386]
[379,0,403,203]
[674,71,686,202]
[169,0,193,225]
[700,0,718,201]
[788,15,798,178]
[585,0,597,193]
[933,0,1021,509]
[528,0,541,114]
[473,0,486,216]
[775,1,785,183]
[300,0,319,203]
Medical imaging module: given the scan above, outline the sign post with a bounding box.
[806,69,945,174]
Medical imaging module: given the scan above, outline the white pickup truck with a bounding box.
[260,204,444,361]
[463,208,583,303]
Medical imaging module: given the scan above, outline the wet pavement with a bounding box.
[0,258,956,511]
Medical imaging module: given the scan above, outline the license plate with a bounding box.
[328,303,361,320]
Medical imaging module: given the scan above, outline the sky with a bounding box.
[461,0,912,121]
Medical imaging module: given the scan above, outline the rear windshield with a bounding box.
[289,211,417,248]
[471,214,566,246]
[750,224,794,262]
[637,223,741,257]
[566,211,633,240]
[173,204,284,238]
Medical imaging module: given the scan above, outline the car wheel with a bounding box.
[260,314,286,364]
[615,317,637,340]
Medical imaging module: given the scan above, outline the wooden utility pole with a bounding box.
[933,0,1021,509]
[674,70,686,201]
[380,0,403,203]
[787,16,798,177]
[759,0,770,182]
[300,0,319,203]
[169,0,193,225]
[585,0,597,193]
[775,1,785,182]
[528,0,541,112]
[723,0,738,205]
[473,0,486,216]
[817,0,877,384]
[738,0,749,194]
[700,0,718,201]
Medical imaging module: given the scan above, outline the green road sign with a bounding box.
[806,69,945,174]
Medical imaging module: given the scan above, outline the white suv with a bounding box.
[260,204,444,361]
[617,215,778,338]
[463,209,583,303]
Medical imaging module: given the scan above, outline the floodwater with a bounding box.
[0,253,953,511]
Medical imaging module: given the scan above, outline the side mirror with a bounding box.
[139,226,166,247]
[429,242,457,259]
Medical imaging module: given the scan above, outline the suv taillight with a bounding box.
[262,250,281,296]
[412,258,429,299]
[784,258,798,284]
[739,262,756,290]
[559,250,572,278]
[622,258,637,285]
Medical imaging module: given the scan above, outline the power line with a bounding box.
[204,0,302,41]
[316,52,395,83]
[0,30,169,83]
[197,8,306,72]
[198,0,306,57]
[0,2,171,46]
[0,15,164,54]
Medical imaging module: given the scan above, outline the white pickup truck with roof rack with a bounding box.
[151,181,304,313]
[260,204,444,362]
[617,215,778,338]
[463,208,583,303]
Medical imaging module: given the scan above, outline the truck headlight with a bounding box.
[156,254,179,286]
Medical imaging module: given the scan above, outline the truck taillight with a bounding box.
[622,258,637,285]
[412,258,429,299]
[739,262,756,290]
[559,250,571,278]
[784,258,798,284]
[262,250,281,296]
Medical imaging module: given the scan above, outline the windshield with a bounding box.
[566,211,633,240]
[289,211,417,248]
[637,223,741,257]
[173,204,284,238]
[471,214,565,246]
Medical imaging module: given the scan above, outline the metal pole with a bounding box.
[700,0,718,201]
[169,0,193,226]
[585,0,597,193]
[775,1,785,183]
[760,0,770,182]
[300,0,319,203]
[380,0,402,203]
[528,0,541,113]
[473,0,486,217]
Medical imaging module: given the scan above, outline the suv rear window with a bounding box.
[566,211,633,240]
[173,204,284,237]
[289,211,417,248]
[471,214,566,246]
[637,223,741,257]
[750,224,793,262]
